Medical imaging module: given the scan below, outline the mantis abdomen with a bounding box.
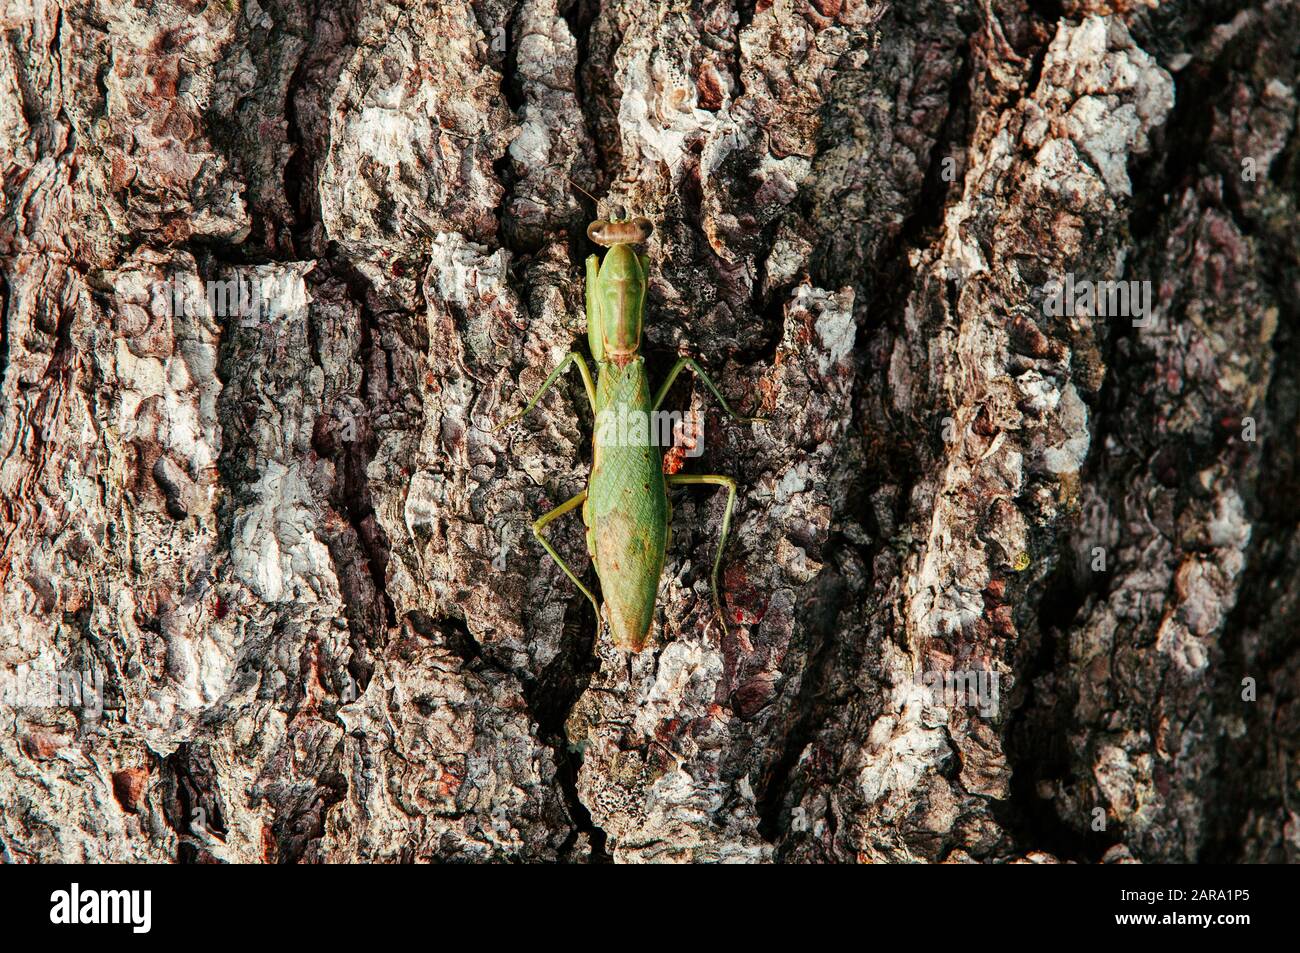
[584,358,669,651]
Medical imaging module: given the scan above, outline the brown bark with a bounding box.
[0,0,1297,863]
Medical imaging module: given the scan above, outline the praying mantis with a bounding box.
[495,210,764,652]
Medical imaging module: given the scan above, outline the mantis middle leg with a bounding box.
[652,357,765,423]
[495,351,597,431]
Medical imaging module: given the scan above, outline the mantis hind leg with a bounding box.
[533,490,601,621]
[667,473,737,638]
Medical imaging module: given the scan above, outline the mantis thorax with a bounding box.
[586,214,652,368]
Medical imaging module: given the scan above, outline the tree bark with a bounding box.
[1,0,1297,863]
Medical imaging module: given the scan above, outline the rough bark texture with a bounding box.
[0,0,1297,863]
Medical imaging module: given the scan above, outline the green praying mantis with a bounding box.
[495,210,764,652]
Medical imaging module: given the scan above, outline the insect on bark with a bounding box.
[495,211,764,652]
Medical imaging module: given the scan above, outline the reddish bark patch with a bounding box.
[809,0,842,19]
[695,63,726,111]
[112,767,149,813]
[20,731,63,760]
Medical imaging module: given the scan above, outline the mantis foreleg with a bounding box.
[495,351,597,431]
[667,473,737,638]
[532,489,601,620]
[652,357,764,422]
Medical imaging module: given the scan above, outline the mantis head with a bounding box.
[586,210,653,248]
